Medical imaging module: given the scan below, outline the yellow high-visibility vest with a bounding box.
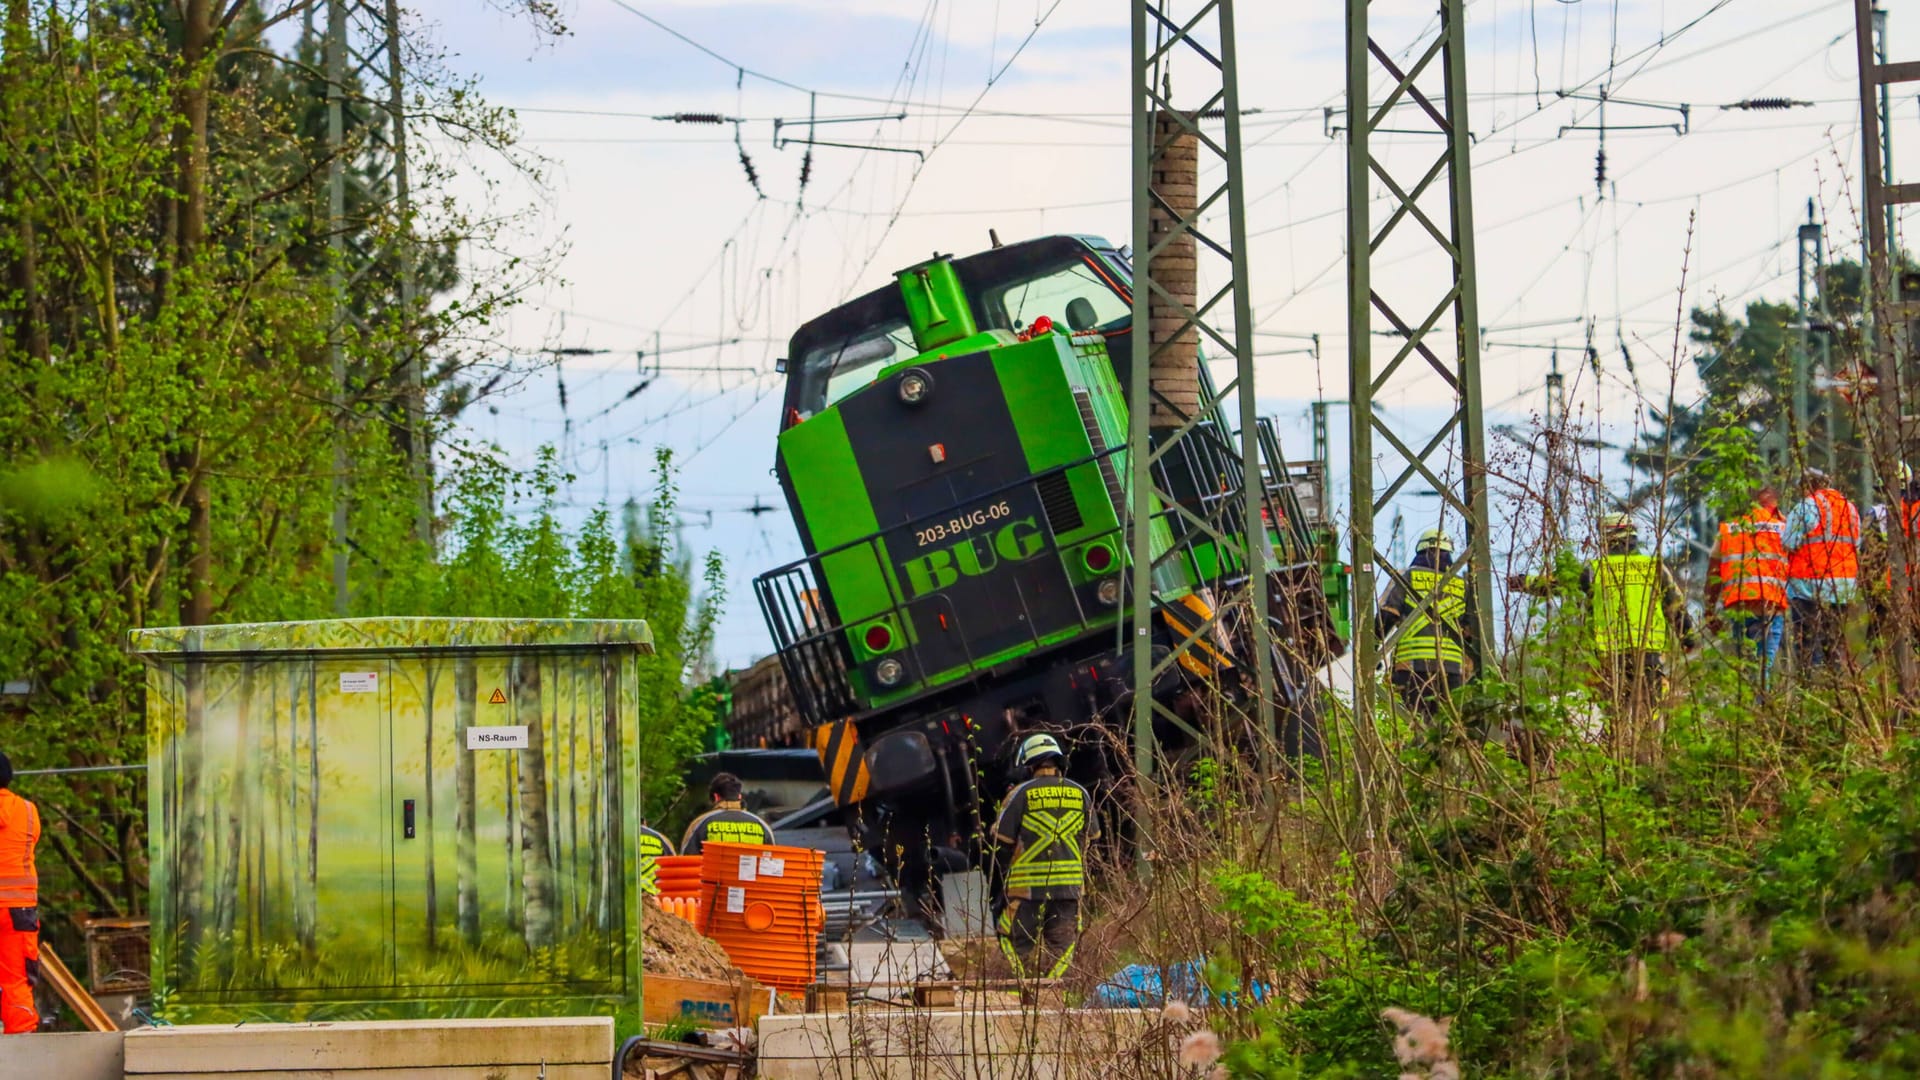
[1590,554,1667,653]
[1393,568,1468,666]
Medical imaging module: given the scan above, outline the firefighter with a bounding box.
[993,733,1096,980]
[1707,485,1789,687]
[638,821,676,897]
[0,751,41,1035]
[1783,467,1861,669]
[680,772,775,855]
[1376,528,1474,720]
[1510,513,1693,723]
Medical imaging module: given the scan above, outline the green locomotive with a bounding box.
[754,234,1342,898]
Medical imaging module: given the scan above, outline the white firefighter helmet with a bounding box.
[1015,732,1066,767]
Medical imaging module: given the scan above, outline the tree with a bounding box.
[0,0,557,938]
[1625,260,1878,579]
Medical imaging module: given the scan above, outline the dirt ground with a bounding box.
[642,903,742,981]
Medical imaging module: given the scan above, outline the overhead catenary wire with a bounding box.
[495,0,1068,487]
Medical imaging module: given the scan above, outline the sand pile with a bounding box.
[642,902,742,982]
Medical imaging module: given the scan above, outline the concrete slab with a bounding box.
[756,1007,1159,1080]
[127,1060,602,1068]
[0,1031,126,1080]
[841,940,948,988]
[124,1016,613,1075]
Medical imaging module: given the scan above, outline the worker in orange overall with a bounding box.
[1864,463,1920,636]
[1708,485,1789,689]
[1783,468,1862,670]
[0,751,42,1034]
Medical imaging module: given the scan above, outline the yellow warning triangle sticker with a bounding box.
[488,688,507,705]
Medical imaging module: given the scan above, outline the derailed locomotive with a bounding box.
[752,234,1343,900]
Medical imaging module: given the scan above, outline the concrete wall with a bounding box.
[757,1007,1160,1080]
[2,1031,126,1080]
[123,1016,614,1080]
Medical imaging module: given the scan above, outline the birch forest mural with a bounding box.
[145,626,642,1015]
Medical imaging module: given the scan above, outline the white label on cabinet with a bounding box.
[737,854,758,882]
[466,725,529,750]
[759,855,785,878]
[339,672,379,694]
[726,886,746,914]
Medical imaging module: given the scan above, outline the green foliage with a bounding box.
[405,446,725,823]
[1692,422,1766,522]
[0,0,559,943]
[1171,656,1920,1076]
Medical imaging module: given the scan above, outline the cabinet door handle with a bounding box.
[403,798,416,839]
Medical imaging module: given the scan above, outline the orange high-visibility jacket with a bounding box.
[1883,500,1920,587]
[0,789,39,908]
[1789,488,1860,585]
[1716,506,1788,610]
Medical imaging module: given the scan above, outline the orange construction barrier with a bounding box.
[655,854,704,898]
[697,841,826,991]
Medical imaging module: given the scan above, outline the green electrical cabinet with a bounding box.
[132,617,653,1026]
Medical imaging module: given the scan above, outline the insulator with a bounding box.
[1722,97,1806,111]
[735,121,764,198]
[738,149,764,197]
[664,112,727,125]
[1594,146,1607,194]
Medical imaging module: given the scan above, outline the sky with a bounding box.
[405,0,1915,666]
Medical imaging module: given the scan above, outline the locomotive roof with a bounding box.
[785,233,1120,362]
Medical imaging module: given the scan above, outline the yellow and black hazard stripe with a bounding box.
[812,719,872,807]
[1158,593,1236,677]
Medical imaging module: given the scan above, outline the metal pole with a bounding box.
[1444,0,1496,676]
[1815,216,1836,474]
[1127,0,1156,785]
[1870,4,1894,502]
[327,0,350,614]
[1877,6,1895,267]
[1219,2,1278,754]
[1795,207,1818,464]
[1343,0,1378,829]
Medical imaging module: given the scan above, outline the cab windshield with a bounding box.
[784,238,1132,420]
[795,322,918,419]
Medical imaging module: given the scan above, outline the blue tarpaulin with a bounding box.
[1089,960,1273,1008]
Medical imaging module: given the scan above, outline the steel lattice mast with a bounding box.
[1127,0,1275,778]
[1344,0,1496,794]
[1851,0,1917,697]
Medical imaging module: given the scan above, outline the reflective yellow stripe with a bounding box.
[1393,569,1468,665]
[1006,808,1085,888]
[1592,554,1668,653]
[638,834,665,896]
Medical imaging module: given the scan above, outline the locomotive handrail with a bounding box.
[754,454,1130,725]
[755,411,1325,727]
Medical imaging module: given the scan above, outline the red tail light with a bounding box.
[1084,543,1115,572]
[863,623,893,652]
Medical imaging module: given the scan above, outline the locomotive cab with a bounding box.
[754,234,1336,918]
[779,236,1133,425]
